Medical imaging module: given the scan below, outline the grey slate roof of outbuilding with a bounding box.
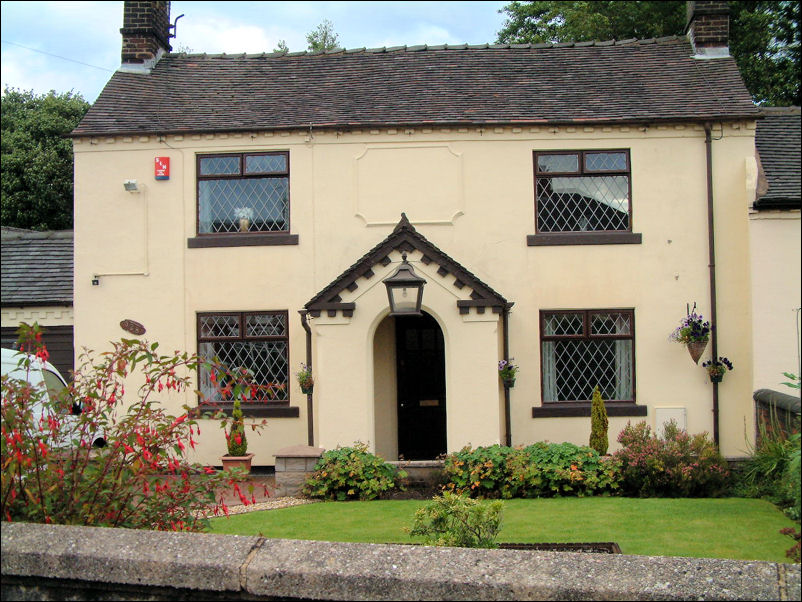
[1,228,73,307]
[72,38,759,137]
[754,106,801,210]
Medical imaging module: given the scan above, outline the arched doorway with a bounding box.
[395,312,447,460]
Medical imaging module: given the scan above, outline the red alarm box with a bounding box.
[155,157,170,180]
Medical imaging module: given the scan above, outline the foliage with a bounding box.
[614,420,730,497]
[273,39,289,53]
[302,442,406,501]
[702,356,734,377]
[407,491,503,548]
[670,309,711,345]
[782,372,801,389]
[497,358,519,382]
[1,323,261,531]
[495,1,801,105]
[589,386,609,455]
[296,362,314,391]
[1,88,89,230]
[441,442,621,499]
[226,397,248,456]
[306,19,340,52]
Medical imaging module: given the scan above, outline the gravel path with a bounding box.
[224,496,321,515]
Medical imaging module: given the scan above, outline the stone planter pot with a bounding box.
[239,217,250,232]
[221,452,254,473]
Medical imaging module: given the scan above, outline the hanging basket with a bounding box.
[709,373,724,384]
[502,377,516,389]
[301,384,314,395]
[686,340,708,364]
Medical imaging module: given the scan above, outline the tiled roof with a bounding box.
[73,38,759,137]
[1,229,73,306]
[754,106,801,210]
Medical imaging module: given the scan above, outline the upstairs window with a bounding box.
[541,309,635,403]
[534,150,631,233]
[197,152,289,235]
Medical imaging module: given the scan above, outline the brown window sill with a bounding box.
[527,232,642,246]
[194,403,299,418]
[532,402,647,418]
[188,233,299,248]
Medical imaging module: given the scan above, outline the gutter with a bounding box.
[705,125,720,446]
[299,310,314,446]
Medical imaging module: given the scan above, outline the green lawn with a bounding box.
[208,497,798,563]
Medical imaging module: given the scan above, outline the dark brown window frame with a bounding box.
[188,151,299,249]
[534,308,643,418]
[528,149,642,246]
[196,310,298,418]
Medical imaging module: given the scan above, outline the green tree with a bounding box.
[306,19,340,52]
[589,386,609,456]
[274,39,289,53]
[496,1,800,106]
[1,88,89,230]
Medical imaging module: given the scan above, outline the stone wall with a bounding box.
[2,522,800,601]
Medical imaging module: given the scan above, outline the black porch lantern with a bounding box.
[383,253,426,316]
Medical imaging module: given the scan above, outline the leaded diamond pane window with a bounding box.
[534,150,631,233]
[197,152,289,234]
[541,310,635,403]
[198,311,289,404]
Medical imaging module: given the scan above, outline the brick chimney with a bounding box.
[120,1,172,71]
[686,1,730,58]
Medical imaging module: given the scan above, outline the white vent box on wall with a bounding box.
[655,407,687,437]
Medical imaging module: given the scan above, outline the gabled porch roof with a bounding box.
[304,214,511,317]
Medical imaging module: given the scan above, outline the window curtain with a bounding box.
[614,314,633,400]
[542,341,557,401]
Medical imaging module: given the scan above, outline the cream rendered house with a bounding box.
[72,1,761,466]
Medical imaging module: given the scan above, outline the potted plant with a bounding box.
[234,207,253,232]
[498,359,518,388]
[221,397,254,472]
[296,362,314,394]
[671,306,711,364]
[702,356,733,383]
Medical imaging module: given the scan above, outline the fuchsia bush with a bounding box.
[614,420,729,497]
[1,323,266,531]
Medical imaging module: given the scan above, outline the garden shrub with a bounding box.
[589,386,609,455]
[408,491,503,548]
[1,323,258,531]
[302,442,406,501]
[614,420,729,497]
[442,442,621,499]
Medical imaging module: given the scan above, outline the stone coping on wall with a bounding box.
[2,522,800,601]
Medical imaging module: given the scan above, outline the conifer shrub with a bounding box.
[225,397,248,457]
[589,386,609,455]
[302,442,406,501]
[408,491,503,548]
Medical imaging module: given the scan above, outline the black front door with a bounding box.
[396,313,446,460]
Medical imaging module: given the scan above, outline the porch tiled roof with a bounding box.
[73,38,758,137]
[305,214,509,316]
[1,228,73,306]
[754,107,801,210]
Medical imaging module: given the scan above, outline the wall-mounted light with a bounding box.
[383,253,426,316]
[123,179,139,192]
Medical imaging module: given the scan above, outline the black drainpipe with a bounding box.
[704,125,720,447]
[502,303,514,447]
[299,310,314,446]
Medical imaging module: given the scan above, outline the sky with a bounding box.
[1,1,510,103]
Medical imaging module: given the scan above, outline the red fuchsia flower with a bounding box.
[123,444,134,454]
[142,449,152,461]
[171,414,187,427]
[143,482,150,494]
[38,441,48,458]
[176,439,185,451]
